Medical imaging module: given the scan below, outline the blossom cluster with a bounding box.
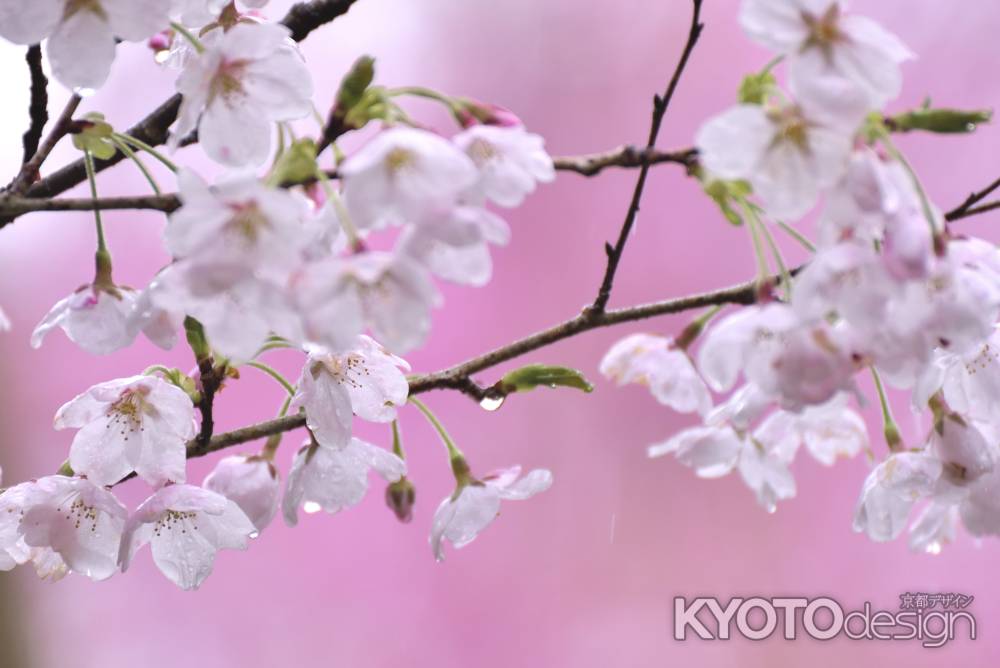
[603,0,1000,553]
[0,0,555,589]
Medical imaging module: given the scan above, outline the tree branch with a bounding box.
[589,0,704,314]
[5,94,80,196]
[945,175,1000,222]
[21,45,49,165]
[553,145,697,177]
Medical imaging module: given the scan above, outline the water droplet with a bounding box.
[303,501,322,514]
[154,51,171,65]
[479,395,505,412]
[249,530,260,540]
[966,123,976,132]
[925,542,942,555]
[74,86,96,98]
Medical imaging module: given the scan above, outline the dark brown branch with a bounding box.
[945,176,1000,222]
[5,94,80,196]
[281,0,361,42]
[589,0,704,314]
[21,45,49,165]
[553,146,697,177]
[0,194,181,216]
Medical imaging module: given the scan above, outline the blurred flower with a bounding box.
[203,456,280,533]
[120,484,256,590]
[55,375,196,487]
[282,437,406,527]
[173,22,313,166]
[431,466,552,561]
[453,124,555,207]
[740,0,913,123]
[0,0,170,90]
[600,333,712,416]
[341,127,478,230]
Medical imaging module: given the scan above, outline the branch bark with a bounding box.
[5,94,80,196]
[21,45,49,165]
[589,0,704,314]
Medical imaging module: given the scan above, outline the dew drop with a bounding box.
[249,530,260,540]
[74,86,96,98]
[479,395,505,412]
[303,502,322,514]
[154,51,171,65]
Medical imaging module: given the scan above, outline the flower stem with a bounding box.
[754,212,793,300]
[878,131,940,241]
[776,220,816,252]
[245,361,296,397]
[315,169,363,251]
[262,395,294,460]
[111,136,161,195]
[870,366,902,452]
[741,200,772,287]
[675,304,723,350]
[113,133,178,173]
[83,150,107,254]
[409,397,464,461]
[391,420,405,460]
[170,21,205,54]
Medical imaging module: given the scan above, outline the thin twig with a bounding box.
[5,94,80,195]
[553,145,697,176]
[21,45,49,165]
[589,0,704,314]
[945,175,1000,222]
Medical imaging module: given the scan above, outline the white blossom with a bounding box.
[453,124,555,207]
[282,438,406,527]
[16,475,127,581]
[340,127,478,230]
[203,456,280,533]
[431,466,552,561]
[753,395,867,466]
[740,0,913,123]
[0,0,171,90]
[599,333,712,416]
[292,336,410,449]
[173,23,313,167]
[0,480,67,580]
[55,375,196,487]
[119,484,256,590]
[397,206,510,287]
[31,284,139,355]
[695,102,852,220]
[853,452,943,542]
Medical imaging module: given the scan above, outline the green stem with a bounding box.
[113,133,178,172]
[111,136,161,195]
[170,21,205,54]
[245,361,296,397]
[776,220,816,252]
[143,364,173,377]
[741,200,771,285]
[870,366,902,452]
[878,131,939,240]
[316,169,362,249]
[253,340,297,358]
[753,209,793,300]
[409,397,464,461]
[262,395,294,460]
[83,150,107,253]
[675,304,723,350]
[391,420,405,460]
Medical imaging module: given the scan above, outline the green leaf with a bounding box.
[497,364,594,394]
[737,71,776,105]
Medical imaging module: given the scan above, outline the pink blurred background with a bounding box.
[1,0,999,665]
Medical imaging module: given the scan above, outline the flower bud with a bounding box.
[888,107,993,134]
[455,99,522,128]
[385,477,416,523]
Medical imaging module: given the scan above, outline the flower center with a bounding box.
[106,388,149,438]
[385,148,416,175]
[60,497,100,533]
[153,510,200,537]
[964,343,998,376]
[802,4,845,55]
[210,60,249,105]
[315,353,371,389]
[65,0,106,20]
[227,201,269,244]
[467,138,498,166]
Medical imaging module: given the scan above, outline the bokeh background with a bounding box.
[1,0,999,665]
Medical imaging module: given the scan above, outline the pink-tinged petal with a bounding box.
[695,105,773,180]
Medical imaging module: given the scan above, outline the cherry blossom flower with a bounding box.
[119,484,256,590]
[31,284,139,355]
[453,124,555,207]
[918,332,1000,424]
[600,333,712,416]
[397,206,510,287]
[0,0,171,90]
[293,252,442,354]
[695,102,853,220]
[16,475,127,582]
[171,0,268,28]
[853,452,943,542]
[0,480,68,579]
[55,375,196,487]
[282,438,406,527]
[340,127,478,230]
[292,336,410,449]
[203,456,280,532]
[648,421,798,512]
[165,171,311,283]
[431,465,552,561]
[753,395,867,466]
[740,0,913,122]
[173,23,313,166]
